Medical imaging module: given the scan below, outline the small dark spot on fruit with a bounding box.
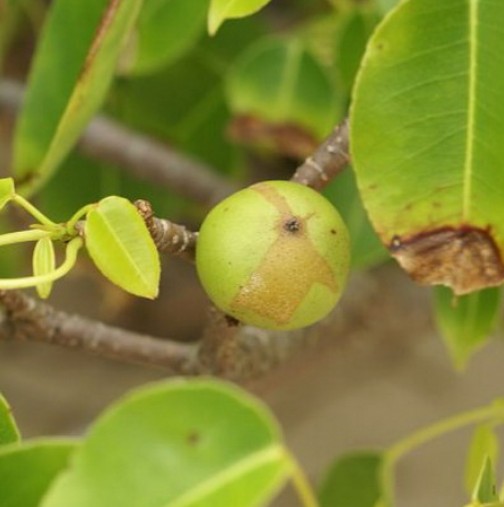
[284,217,301,233]
[223,207,229,212]
[187,431,201,446]
[330,229,337,235]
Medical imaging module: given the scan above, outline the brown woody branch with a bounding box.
[0,290,312,380]
[0,290,199,373]
[0,79,236,207]
[292,118,350,190]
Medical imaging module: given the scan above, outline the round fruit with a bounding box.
[196,180,350,330]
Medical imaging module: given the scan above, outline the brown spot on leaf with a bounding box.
[228,115,318,159]
[186,431,201,446]
[390,227,504,295]
[81,0,121,80]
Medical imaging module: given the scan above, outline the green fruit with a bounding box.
[196,180,350,330]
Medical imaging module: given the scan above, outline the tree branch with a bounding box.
[291,118,350,190]
[0,290,199,373]
[0,79,236,207]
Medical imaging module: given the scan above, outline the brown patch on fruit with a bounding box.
[230,183,338,326]
[390,227,504,295]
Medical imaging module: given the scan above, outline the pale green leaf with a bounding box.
[465,425,499,497]
[84,196,160,299]
[351,0,504,294]
[226,37,340,142]
[0,392,20,445]
[42,379,291,507]
[0,178,15,211]
[14,0,143,196]
[434,287,501,369]
[120,0,208,76]
[472,456,499,504]
[32,236,56,299]
[319,451,384,507]
[0,439,76,507]
[208,0,271,35]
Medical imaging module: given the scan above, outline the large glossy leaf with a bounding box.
[318,451,384,507]
[120,0,208,75]
[14,0,143,196]
[42,379,291,507]
[0,439,76,507]
[85,196,160,299]
[208,0,271,35]
[465,425,499,497]
[351,0,504,295]
[433,286,501,369]
[226,37,340,143]
[0,392,20,445]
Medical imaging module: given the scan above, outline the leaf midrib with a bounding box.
[462,0,478,220]
[163,444,287,507]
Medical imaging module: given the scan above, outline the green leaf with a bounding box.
[318,451,384,507]
[208,0,271,35]
[351,0,504,295]
[0,178,15,211]
[0,439,76,507]
[465,425,499,497]
[433,286,501,369]
[14,0,143,196]
[42,379,291,507]
[226,37,340,142]
[472,456,499,504]
[32,236,56,299]
[324,169,388,269]
[0,392,20,445]
[335,8,379,94]
[120,0,208,76]
[84,196,160,299]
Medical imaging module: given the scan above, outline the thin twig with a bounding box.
[0,290,199,373]
[0,79,236,206]
[291,118,351,190]
[135,199,197,262]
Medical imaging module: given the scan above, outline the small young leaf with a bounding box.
[84,196,160,299]
[208,0,271,35]
[0,439,76,507]
[14,0,143,196]
[318,451,384,507]
[472,456,499,504]
[226,37,340,143]
[33,237,56,299]
[120,0,208,76]
[41,379,291,507]
[0,178,15,211]
[0,393,20,445]
[465,425,499,497]
[434,287,501,369]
